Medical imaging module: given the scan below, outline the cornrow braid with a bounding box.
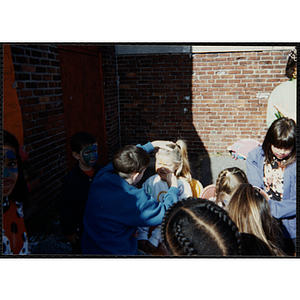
[161,197,242,256]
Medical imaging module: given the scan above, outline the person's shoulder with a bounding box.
[248,145,263,157]
[94,163,104,173]
[273,79,295,92]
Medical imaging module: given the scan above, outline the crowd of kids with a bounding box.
[2,49,297,257]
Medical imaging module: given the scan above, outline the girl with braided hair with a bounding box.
[227,183,286,256]
[215,167,248,208]
[161,197,242,256]
[138,140,193,254]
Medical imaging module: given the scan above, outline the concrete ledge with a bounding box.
[115,45,295,55]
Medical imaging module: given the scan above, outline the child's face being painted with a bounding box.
[155,154,177,182]
[271,145,293,160]
[73,143,98,170]
[3,144,19,197]
[81,144,98,166]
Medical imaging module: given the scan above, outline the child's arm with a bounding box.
[148,226,161,247]
[151,140,175,150]
[138,140,175,154]
[137,226,149,241]
[137,173,179,227]
[246,148,264,189]
[268,198,296,219]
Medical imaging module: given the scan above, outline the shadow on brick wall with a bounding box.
[118,53,212,186]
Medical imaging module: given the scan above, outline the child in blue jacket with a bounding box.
[81,140,179,255]
[246,118,296,255]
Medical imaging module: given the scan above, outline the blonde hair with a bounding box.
[156,140,192,182]
[215,167,248,207]
[227,183,285,256]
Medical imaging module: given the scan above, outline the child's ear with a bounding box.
[132,172,139,182]
[72,151,80,160]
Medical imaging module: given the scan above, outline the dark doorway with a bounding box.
[58,45,108,170]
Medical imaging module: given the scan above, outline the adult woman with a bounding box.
[266,48,297,127]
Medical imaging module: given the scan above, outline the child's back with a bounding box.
[81,141,180,255]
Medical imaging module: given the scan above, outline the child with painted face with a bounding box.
[59,132,103,254]
[3,130,29,255]
[246,117,296,255]
[138,140,192,254]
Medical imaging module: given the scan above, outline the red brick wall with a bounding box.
[10,44,67,216]
[192,50,290,153]
[98,46,120,159]
[9,44,119,217]
[117,50,291,155]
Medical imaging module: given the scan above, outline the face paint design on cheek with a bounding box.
[92,144,98,163]
[82,145,98,166]
[3,149,18,178]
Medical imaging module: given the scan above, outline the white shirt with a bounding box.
[266,79,297,127]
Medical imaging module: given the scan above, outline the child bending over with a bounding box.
[138,140,193,253]
[81,140,179,255]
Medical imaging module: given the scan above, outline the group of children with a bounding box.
[2,115,296,256]
[3,49,297,257]
[68,116,296,256]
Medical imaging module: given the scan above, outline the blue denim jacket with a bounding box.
[246,146,296,239]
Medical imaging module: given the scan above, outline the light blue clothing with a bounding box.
[246,146,296,239]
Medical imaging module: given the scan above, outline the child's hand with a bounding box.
[166,172,178,188]
[151,140,175,150]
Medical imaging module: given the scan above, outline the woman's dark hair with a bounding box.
[262,117,296,167]
[112,145,150,179]
[3,130,29,203]
[161,197,242,256]
[285,49,297,79]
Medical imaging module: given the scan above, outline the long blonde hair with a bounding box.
[227,183,285,256]
[156,140,192,182]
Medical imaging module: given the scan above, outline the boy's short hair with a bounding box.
[70,132,97,154]
[112,145,150,179]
